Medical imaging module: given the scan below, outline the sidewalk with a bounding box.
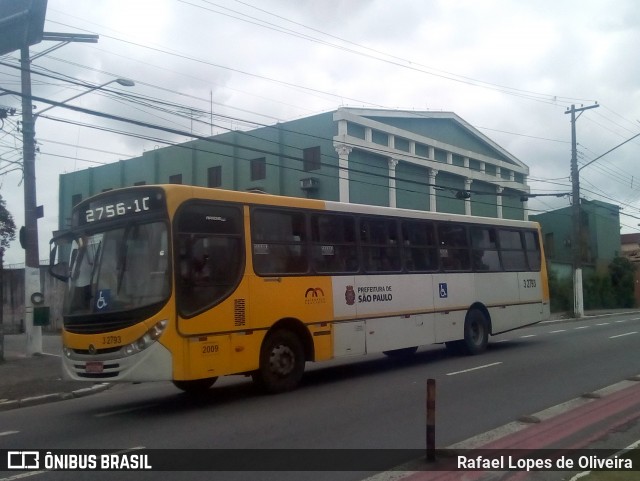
[0,333,109,410]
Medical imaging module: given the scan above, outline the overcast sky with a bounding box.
[1,0,639,265]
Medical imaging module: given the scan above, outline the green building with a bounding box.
[58,108,531,229]
[530,199,621,278]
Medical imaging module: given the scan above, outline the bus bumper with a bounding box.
[62,341,173,382]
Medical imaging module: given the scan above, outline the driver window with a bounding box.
[176,203,244,317]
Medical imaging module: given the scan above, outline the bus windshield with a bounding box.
[64,221,170,316]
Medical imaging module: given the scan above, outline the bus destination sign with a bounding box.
[75,188,166,226]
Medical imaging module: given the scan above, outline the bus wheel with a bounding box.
[383,346,418,358]
[462,308,489,355]
[173,377,218,394]
[253,330,305,394]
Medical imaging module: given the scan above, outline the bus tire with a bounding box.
[383,346,418,358]
[253,330,305,394]
[173,377,218,394]
[461,308,489,355]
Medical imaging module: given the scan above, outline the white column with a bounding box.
[428,168,439,212]
[464,178,473,215]
[388,158,399,208]
[496,186,504,219]
[334,143,352,203]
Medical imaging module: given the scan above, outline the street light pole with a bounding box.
[19,46,134,354]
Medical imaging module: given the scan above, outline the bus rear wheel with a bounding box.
[173,377,218,394]
[253,330,305,394]
[445,309,489,355]
[462,308,489,354]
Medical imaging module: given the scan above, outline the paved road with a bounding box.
[1,312,639,481]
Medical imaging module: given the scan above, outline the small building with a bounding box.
[530,199,621,278]
[57,108,531,230]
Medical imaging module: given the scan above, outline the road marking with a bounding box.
[0,430,19,437]
[549,329,566,333]
[494,339,509,343]
[520,334,536,338]
[609,332,637,339]
[446,362,502,376]
[615,320,627,323]
[575,326,589,330]
[595,323,610,326]
[94,404,157,418]
[0,470,47,480]
[41,352,61,358]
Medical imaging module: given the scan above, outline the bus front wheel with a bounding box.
[173,377,218,394]
[253,330,305,394]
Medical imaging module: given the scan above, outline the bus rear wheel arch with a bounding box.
[252,329,306,393]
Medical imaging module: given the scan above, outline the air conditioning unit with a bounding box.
[300,177,319,191]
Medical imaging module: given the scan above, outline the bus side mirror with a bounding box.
[49,242,70,282]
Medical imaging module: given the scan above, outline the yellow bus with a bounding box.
[50,185,550,394]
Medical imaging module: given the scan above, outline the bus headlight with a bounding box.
[122,320,168,357]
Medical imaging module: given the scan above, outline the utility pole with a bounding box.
[565,103,599,318]
[20,32,98,355]
[20,45,42,355]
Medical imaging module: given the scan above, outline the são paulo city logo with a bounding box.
[345,285,393,305]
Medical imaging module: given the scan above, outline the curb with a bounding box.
[362,375,640,481]
[0,383,111,411]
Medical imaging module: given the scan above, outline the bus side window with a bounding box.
[252,209,308,275]
[498,229,527,271]
[470,226,501,272]
[360,217,401,273]
[524,230,541,271]
[311,214,358,273]
[401,220,438,272]
[437,223,470,271]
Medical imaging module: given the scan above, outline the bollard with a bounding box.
[426,378,436,462]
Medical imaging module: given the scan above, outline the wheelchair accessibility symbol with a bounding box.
[438,283,448,299]
[96,289,110,311]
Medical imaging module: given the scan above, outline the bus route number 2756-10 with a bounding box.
[85,196,150,223]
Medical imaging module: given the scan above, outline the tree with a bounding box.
[0,194,17,362]
[609,256,636,308]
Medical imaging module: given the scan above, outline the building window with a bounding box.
[170,174,183,184]
[71,194,82,207]
[303,146,321,172]
[251,158,266,181]
[208,166,222,187]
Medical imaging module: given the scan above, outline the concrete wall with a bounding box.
[1,267,64,334]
